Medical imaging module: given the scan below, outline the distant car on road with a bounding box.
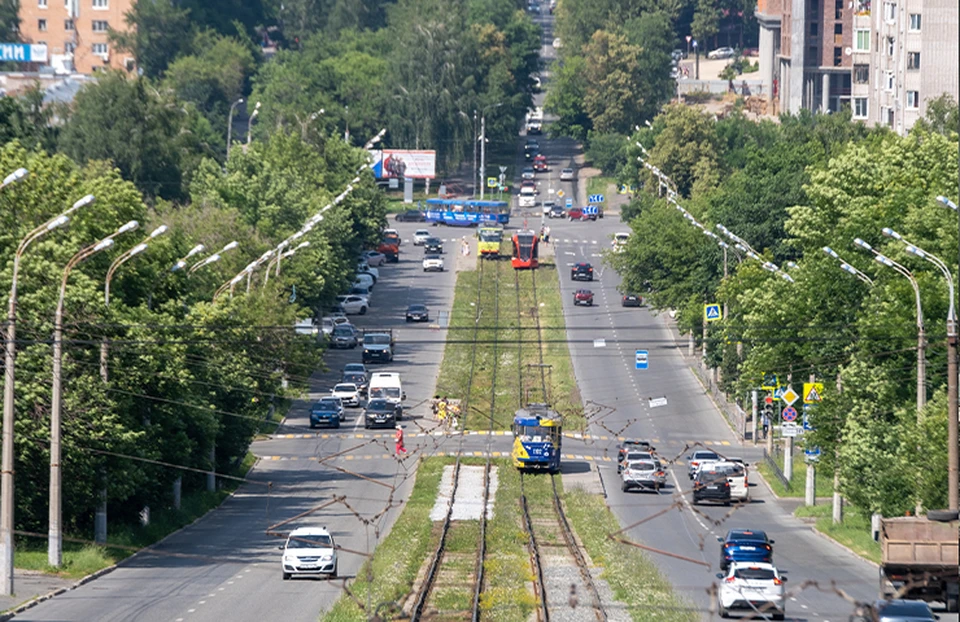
[716,562,786,619]
[344,363,367,375]
[424,237,444,254]
[621,460,664,493]
[571,262,594,281]
[566,207,583,220]
[310,397,343,429]
[693,468,731,505]
[559,167,575,181]
[406,304,430,322]
[852,600,939,622]
[364,398,402,429]
[533,154,548,172]
[708,46,736,59]
[548,204,565,219]
[522,167,535,180]
[573,289,594,306]
[423,254,445,272]
[331,383,361,407]
[687,449,720,479]
[342,372,368,395]
[395,210,425,222]
[330,325,358,349]
[413,229,431,246]
[718,529,775,570]
[672,48,686,61]
[616,439,655,465]
[281,527,337,580]
[622,294,642,307]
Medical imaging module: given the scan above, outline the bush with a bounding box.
[585,131,627,175]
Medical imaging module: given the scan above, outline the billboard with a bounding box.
[0,44,47,63]
[368,149,436,180]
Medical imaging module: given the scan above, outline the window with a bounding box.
[834,23,843,44]
[855,29,870,51]
[886,107,894,126]
[92,20,108,32]
[835,0,843,18]
[38,0,48,7]
[38,19,47,31]
[92,42,108,56]
[808,45,819,64]
[883,1,896,21]
[854,64,869,83]
[833,47,842,66]
[65,42,75,53]
[886,36,895,56]
[853,97,868,118]
[909,13,921,30]
[64,19,74,30]
[92,0,108,7]
[809,22,819,36]
[907,51,920,69]
[906,90,919,108]
[885,71,894,90]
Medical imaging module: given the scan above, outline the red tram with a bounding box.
[511,230,539,269]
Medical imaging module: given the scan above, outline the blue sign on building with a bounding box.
[0,43,47,63]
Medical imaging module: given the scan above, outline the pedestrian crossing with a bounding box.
[265,431,733,446]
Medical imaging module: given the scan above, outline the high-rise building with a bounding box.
[18,0,135,75]
[757,0,957,133]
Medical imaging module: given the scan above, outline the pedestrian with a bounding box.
[545,226,551,243]
[437,397,447,423]
[762,414,770,439]
[395,424,407,455]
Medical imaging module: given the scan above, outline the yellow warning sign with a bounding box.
[803,382,823,404]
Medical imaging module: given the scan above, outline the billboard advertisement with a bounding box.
[368,149,436,180]
[0,43,47,63]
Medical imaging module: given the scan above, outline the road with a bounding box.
[17,222,461,622]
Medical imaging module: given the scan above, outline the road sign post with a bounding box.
[635,350,648,370]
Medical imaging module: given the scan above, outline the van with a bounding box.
[368,372,406,418]
[519,194,536,208]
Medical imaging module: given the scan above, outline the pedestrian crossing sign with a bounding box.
[803,382,824,404]
[704,304,722,322]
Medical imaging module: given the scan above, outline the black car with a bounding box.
[622,294,642,307]
[548,205,565,219]
[395,210,425,222]
[406,304,429,322]
[524,145,539,160]
[694,469,732,506]
[364,398,402,429]
[718,529,774,570]
[571,262,594,281]
[342,371,368,394]
[424,237,443,254]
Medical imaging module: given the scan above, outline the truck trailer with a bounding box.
[879,515,958,611]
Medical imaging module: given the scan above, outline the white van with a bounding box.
[368,373,406,417]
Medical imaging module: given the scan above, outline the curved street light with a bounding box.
[225,97,244,160]
[264,241,311,285]
[188,241,239,275]
[822,246,874,285]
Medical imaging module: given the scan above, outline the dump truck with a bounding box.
[879,515,959,611]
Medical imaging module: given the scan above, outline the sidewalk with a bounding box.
[0,570,74,617]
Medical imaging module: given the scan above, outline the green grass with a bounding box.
[15,451,258,580]
[563,486,698,621]
[756,459,833,498]
[792,504,882,565]
[322,458,448,622]
[434,260,585,431]
[585,176,615,204]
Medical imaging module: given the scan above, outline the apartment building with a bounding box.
[18,0,135,74]
[759,0,958,133]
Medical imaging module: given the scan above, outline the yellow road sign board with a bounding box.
[781,386,800,406]
[803,382,824,403]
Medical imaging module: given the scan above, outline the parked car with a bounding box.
[310,397,343,429]
[280,527,337,580]
[672,48,686,61]
[548,205,565,219]
[321,317,336,337]
[571,262,594,281]
[708,46,736,59]
[330,325,358,349]
[363,398,402,429]
[573,289,594,306]
[718,529,775,570]
[566,207,583,220]
[693,468,732,505]
[395,210,425,222]
[357,263,379,282]
[559,168,575,181]
[337,295,368,315]
[422,254,445,272]
[687,449,720,479]
[354,273,375,291]
[413,229,431,246]
[362,250,387,266]
[331,383,361,407]
[622,294,642,307]
[424,237,444,254]
[406,304,430,322]
[716,562,786,619]
[522,167,535,180]
[621,460,665,493]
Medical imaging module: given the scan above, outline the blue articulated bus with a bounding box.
[511,405,562,473]
[421,198,510,227]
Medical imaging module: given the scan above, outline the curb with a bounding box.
[809,525,880,569]
[1,461,258,620]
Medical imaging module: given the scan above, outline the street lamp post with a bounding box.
[265,242,310,286]
[2,190,92,592]
[246,101,261,146]
[49,220,139,566]
[935,194,959,512]
[188,241,239,275]
[225,98,244,160]
[479,103,502,200]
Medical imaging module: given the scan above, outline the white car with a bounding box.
[331,383,361,407]
[559,168,575,181]
[321,317,335,337]
[717,562,786,619]
[363,250,386,266]
[354,273,375,291]
[708,46,736,60]
[552,37,562,49]
[423,254,445,272]
[337,295,368,315]
[357,263,379,281]
[711,461,749,502]
[281,527,338,580]
[413,229,431,245]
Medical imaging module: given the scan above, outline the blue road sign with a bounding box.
[565,198,573,208]
[802,405,815,430]
[704,304,722,322]
[782,405,798,422]
[804,446,821,462]
[583,206,599,215]
[588,194,605,204]
[635,350,648,370]
[773,386,786,401]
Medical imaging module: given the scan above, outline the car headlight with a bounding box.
[321,555,333,562]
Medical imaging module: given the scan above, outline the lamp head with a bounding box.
[172,259,187,272]
[149,224,169,239]
[840,263,858,276]
[3,167,28,185]
[185,244,205,259]
[786,261,798,269]
[936,195,958,210]
[221,241,239,253]
[823,246,839,259]
[853,238,872,251]
[904,244,925,258]
[781,273,795,283]
[93,238,115,253]
[129,243,148,257]
[72,194,96,211]
[881,227,902,241]
[874,254,895,267]
[295,241,311,250]
[46,215,69,231]
[118,220,140,235]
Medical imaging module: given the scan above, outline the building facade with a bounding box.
[18,0,135,74]
[757,0,957,132]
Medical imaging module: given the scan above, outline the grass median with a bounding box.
[756,459,834,498]
[435,258,585,431]
[793,503,881,564]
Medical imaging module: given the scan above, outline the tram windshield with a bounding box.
[479,229,503,242]
[514,424,556,441]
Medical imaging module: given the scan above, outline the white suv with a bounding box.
[413,229,431,245]
[717,562,786,619]
[280,527,338,580]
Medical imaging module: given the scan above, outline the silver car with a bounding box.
[621,460,664,493]
[559,168,575,181]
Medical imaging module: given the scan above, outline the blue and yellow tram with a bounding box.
[422,198,510,227]
[512,406,562,473]
[511,230,539,269]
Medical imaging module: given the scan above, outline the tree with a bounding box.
[111,0,196,79]
[913,93,959,137]
[544,55,590,140]
[691,0,720,49]
[646,104,722,198]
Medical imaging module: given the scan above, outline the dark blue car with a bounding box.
[310,398,343,429]
[718,529,774,570]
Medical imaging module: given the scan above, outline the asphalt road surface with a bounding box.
[18,221,461,622]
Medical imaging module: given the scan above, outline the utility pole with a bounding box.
[805,374,816,507]
[479,114,487,200]
[751,390,758,446]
